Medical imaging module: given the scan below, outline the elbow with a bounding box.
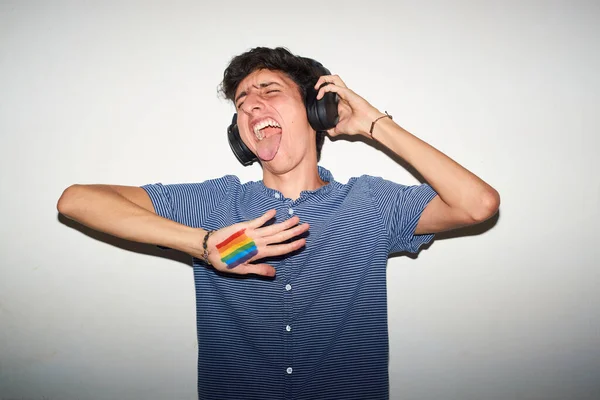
[57,184,83,217]
[470,188,500,223]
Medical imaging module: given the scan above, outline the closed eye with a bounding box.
[236,86,281,109]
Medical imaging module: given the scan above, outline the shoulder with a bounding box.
[143,174,241,195]
[345,174,436,211]
[140,175,245,224]
[140,175,246,213]
[345,174,394,194]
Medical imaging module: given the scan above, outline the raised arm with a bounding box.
[315,75,500,235]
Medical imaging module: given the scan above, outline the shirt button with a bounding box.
[274,193,281,199]
[286,367,293,374]
[288,208,294,215]
[285,284,292,291]
[286,325,292,332]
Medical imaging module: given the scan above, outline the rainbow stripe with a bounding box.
[216,229,258,269]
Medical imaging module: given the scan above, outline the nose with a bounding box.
[240,92,264,115]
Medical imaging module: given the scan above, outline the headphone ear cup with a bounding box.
[306,84,339,132]
[227,113,257,166]
[303,58,340,132]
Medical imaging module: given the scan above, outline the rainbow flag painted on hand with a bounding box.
[216,229,258,269]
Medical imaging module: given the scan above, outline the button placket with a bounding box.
[281,261,294,393]
[279,199,297,395]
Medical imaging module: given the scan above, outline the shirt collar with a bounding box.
[254,165,336,200]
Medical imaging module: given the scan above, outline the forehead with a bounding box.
[235,69,298,98]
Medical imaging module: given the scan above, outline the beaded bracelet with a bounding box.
[202,230,214,265]
[369,111,393,137]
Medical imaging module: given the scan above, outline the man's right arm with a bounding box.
[57,184,202,255]
[57,184,310,277]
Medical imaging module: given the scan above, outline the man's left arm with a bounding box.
[315,75,500,234]
[368,118,500,234]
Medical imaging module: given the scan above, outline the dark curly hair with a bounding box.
[219,47,327,161]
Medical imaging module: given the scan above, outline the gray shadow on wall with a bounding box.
[390,211,501,260]
[57,213,193,267]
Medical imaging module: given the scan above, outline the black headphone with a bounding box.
[227,59,339,166]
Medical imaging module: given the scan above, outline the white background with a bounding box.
[1,0,599,399]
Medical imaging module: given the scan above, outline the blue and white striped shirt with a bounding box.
[142,166,437,400]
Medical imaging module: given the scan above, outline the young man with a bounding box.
[58,47,499,399]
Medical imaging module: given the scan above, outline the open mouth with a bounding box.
[251,117,283,161]
[252,118,282,141]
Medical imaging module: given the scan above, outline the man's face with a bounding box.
[234,69,316,172]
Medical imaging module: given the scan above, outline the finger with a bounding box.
[329,74,348,87]
[230,263,276,277]
[316,83,352,100]
[314,74,347,90]
[247,209,277,229]
[314,75,332,90]
[260,238,306,258]
[254,215,300,237]
[260,222,310,245]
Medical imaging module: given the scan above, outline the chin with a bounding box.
[262,152,316,175]
[261,157,296,175]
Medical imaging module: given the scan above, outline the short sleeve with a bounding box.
[367,176,438,254]
[141,175,239,228]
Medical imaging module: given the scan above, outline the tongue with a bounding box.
[256,128,282,161]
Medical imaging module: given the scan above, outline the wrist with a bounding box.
[358,108,384,138]
[167,226,207,257]
[202,229,215,265]
[368,111,393,139]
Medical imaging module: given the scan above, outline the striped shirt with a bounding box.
[142,166,437,400]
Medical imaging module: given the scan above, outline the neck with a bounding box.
[262,162,326,200]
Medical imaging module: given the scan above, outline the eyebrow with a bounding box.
[235,81,282,104]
